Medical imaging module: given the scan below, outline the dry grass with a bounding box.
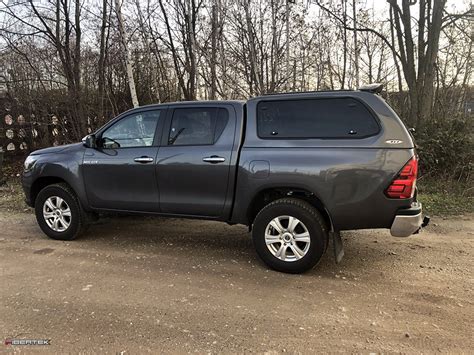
[418,177,473,216]
[0,178,30,213]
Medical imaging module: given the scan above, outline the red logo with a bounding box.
[4,339,12,345]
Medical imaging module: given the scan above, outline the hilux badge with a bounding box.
[385,139,403,144]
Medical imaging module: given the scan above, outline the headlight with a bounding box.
[24,155,37,172]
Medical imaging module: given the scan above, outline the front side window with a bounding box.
[257,98,379,139]
[101,110,160,148]
[168,108,229,146]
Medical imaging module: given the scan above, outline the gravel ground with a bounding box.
[0,212,473,353]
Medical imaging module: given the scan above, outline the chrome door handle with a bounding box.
[202,156,226,164]
[134,156,154,163]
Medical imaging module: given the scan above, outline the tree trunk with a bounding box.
[352,0,359,88]
[73,0,86,138]
[185,0,197,100]
[244,0,259,95]
[115,0,139,108]
[389,7,403,93]
[98,0,108,120]
[209,0,218,100]
[341,0,347,89]
[417,0,446,124]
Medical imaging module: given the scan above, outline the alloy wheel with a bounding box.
[264,215,311,262]
[43,196,72,232]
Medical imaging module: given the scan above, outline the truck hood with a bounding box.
[30,142,84,156]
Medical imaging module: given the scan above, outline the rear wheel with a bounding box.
[35,183,87,240]
[252,198,328,273]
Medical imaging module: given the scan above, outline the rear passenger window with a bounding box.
[168,108,229,146]
[257,98,379,139]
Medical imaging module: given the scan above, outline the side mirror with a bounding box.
[82,134,97,148]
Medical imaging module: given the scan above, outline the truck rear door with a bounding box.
[155,104,237,218]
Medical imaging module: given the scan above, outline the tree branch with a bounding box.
[312,0,402,62]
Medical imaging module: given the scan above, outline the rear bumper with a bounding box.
[390,202,429,237]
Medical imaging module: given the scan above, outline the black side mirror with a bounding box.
[82,134,97,148]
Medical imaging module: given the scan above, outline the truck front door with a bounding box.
[82,109,164,212]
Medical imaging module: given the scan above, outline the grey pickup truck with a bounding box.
[22,84,429,273]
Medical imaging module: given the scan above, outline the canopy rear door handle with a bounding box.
[134,156,154,163]
[203,156,226,164]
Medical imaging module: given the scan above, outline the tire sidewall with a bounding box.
[35,185,82,240]
[253,201,327,273]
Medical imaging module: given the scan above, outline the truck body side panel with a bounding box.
[231,147,415,230]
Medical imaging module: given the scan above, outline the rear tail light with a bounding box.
[385,156,418,199]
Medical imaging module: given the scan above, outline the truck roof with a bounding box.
[137,100,246,110]
[129,85,383,110]
[249,84,383,100]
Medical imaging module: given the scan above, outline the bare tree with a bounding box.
[114,0,139,107]
[352,0,359,88]
[98,0,110,119]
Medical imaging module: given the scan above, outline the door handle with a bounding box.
[202,155,226,164]
[134,156,154,163]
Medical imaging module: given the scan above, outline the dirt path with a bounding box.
[0,212,473,353]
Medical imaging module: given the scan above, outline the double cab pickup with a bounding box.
[22,85,429,273]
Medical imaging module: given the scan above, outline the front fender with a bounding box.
[25,149,88,210]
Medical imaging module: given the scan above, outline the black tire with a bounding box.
[34,183,87,240]
[252,198,328,274]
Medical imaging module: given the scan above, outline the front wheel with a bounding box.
[252,198,328,273]
[34,183,87,240]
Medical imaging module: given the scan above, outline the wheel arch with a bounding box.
[30,176,72,206]
[247,186,334,232]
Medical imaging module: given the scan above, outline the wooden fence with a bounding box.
[0,97,93,158]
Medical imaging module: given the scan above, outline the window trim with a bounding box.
[97,108,164,149]
[256,96,381,140]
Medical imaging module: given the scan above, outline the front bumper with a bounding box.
[390,202,429,237]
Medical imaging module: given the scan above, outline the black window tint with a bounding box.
[214,108,229,142]
[102,110,160,148]
[168,107,228,146]
[257,98,379,139]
